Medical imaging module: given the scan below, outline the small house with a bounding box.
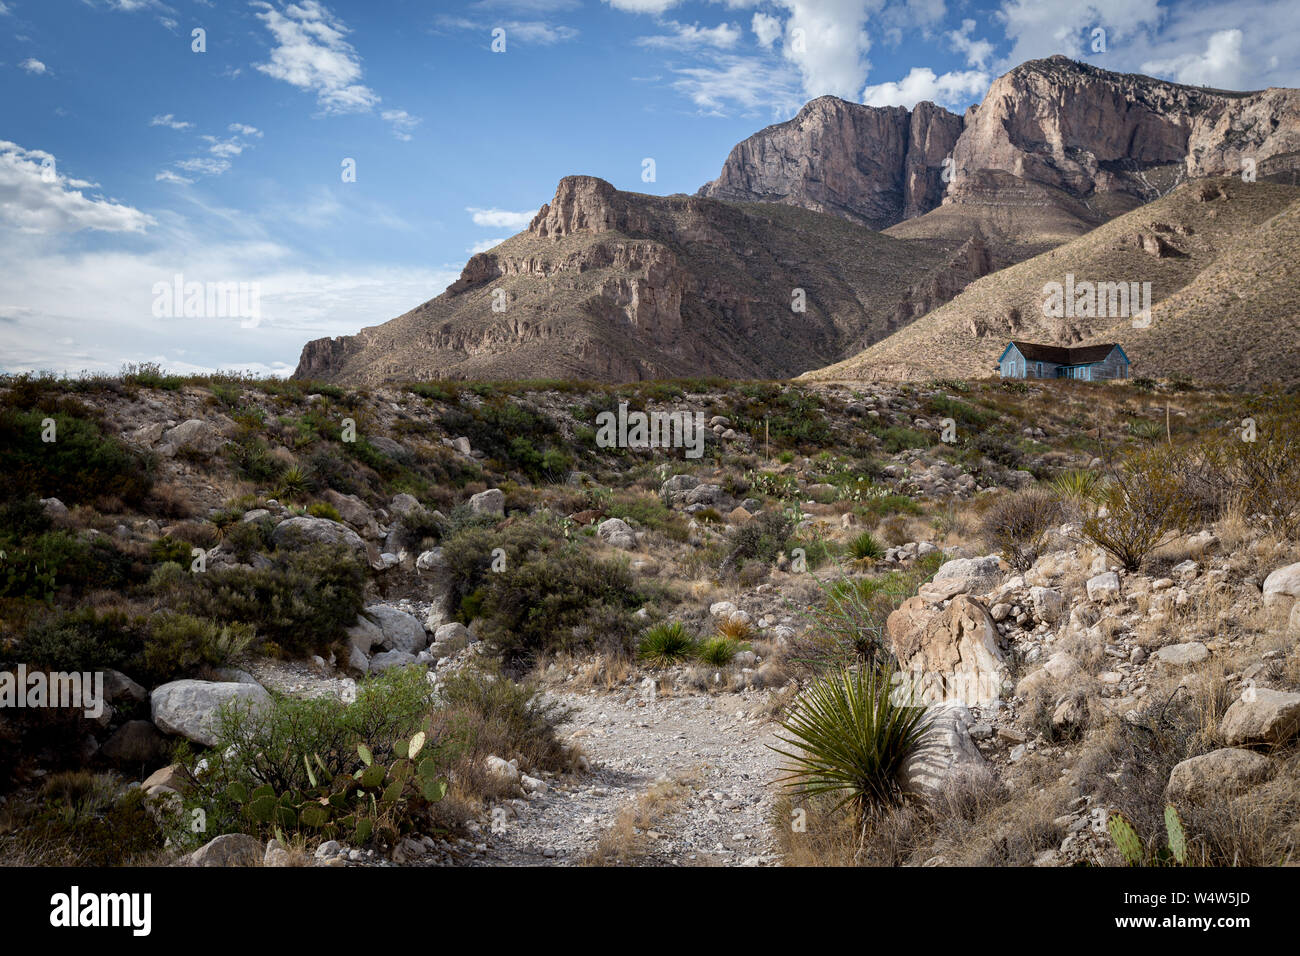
[997,341,1130,381]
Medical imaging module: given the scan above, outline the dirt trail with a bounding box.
[472,686,787,866]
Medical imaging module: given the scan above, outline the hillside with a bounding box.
[803,178,1300,387]
[295,176,987,384]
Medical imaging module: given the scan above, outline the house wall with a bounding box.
[1087,349,1130,380]
[1000,349,1059,378]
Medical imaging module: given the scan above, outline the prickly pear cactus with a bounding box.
[1108,811,1144,866]
[1164,805,1187,865]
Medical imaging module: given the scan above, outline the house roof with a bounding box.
[1004,341,1126,365]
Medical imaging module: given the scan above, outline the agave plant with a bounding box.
[1049,468,1105,508]
[846,530,884,561]
[770,665,932,818]
[637,621,696,665]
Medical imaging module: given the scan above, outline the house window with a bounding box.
[1035,362,1043,377]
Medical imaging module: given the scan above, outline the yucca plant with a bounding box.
[846,530,884,561]
[275,464,315,502]
[770,665,932,818]
[1049,468,1105,508]
[637,621,695,665]
[695,636,746,667]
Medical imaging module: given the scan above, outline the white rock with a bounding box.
[151,680,271,747]
[1086,571,1121,603]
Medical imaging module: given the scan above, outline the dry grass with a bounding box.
[581,772,698,866]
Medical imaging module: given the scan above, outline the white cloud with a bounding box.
[602,0,681,13]
[0,141,154,234]
[467,207,538,229]
[752,12,783,48]
[20,58,48,75]
[229,123,263,137]
[637,21,743,49]
[381,109,421,141]
[155,170,196,185]
[175,157,232,176]
[948,18,994,69]
[435,15,578,45]
[670,54,804,116]
[1142,29,1246,88]
[862,66,990,108]
[995,0,1162,68]
[203,136,249,158]
[469,238,507,253]
[0,3,11,15]
[251,0,380,113]
[150,113,193,130]
[776,0,882,101]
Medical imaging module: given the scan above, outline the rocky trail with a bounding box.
[468,687,785,867]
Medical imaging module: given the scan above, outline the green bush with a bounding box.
[182,543,365,656]
[847,531,883,560]
[307,501,342,521]
[0,407,151,506]
[695,636,746,667]
[771,665,932,818]
[720,510,792,576]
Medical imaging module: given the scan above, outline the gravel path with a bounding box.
[471,686,787,866]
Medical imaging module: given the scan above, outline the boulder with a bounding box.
[368,650,418,674]
[1155,642,1210,666]
[469,488,504,516]
[597,517,637,550]
[484,755,521,787]
[1086,571,1121,602]
[1165,748,1273,804]
[159,419,221,457]
[887,595,1007,707]
[365,605,428,654]
[430,622,473,658]
[322,490,373,529]
[1219,688,1300,747]
[1029,586,1066,623]
[917,555,1001,602]
[1015,651,1082,698]
[901,703,992,799]
[1262,562,1300,613]
[151,680,271,747]
[346,615,384,656]
[389,493,421,518]
[189,833,263,867]
[271,516,365,554]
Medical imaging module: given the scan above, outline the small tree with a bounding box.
[1082,449,1190,571]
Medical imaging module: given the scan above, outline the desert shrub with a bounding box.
[981,488,1063,572]
[1048,469,1105,510]
[772,665,932,818]
[637,622,695,664]
[7,775,163,865]
[434,668,574,773]
[0,531,138,602]
[275,464,315,501]
[440,400,569,481]
[121,361,184,390]
[474,548,643,668]
[221,516,274,562]
[0,407,152,506]
[227,434,280,484]
[181,543,365,656]
[1082,448,1191,571]
[307,501,342,521]
[1219,407,1300,536]
[150,535,195,566]
[847,530,884,560]
[720,510,792,576]
[137,612,254,685]
[876,426,932,454]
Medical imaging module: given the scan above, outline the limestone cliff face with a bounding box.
[697,96,964,230]
[293,176,956,385]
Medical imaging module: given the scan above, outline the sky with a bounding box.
[1,0,1297,378]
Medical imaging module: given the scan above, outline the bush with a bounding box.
[1082,449,1190,571]
[0,407,151,506]
[772,665,932,818]
[981,488,1063,572]
[182,543,365,656]
[638,622,695,664]
[720,510,792,576]
[307,501,342,521]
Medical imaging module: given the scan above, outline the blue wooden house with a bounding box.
[998,341,1131,381]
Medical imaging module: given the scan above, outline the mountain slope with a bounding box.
[295,176,985,385]
[802,178,1300,387]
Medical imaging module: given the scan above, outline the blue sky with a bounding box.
[2,0,1297,376]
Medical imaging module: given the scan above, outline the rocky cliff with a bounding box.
[294,176,972,385]
[696,96,964,231]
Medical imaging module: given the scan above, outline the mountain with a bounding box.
[295,176,984,384]
[802,177,1300,388]
[696,96,964,231]
[706,55,1300,263]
